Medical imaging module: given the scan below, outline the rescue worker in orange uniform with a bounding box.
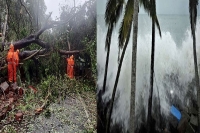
[6,44,14,83]
[66,55,74,79]
[13,49,19,83]
[69,55,75,79]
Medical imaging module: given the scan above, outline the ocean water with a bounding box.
[97,14,200,131]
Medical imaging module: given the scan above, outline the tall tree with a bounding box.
[103,0,124,94]
[97,1,124,132]
[105,0,135,131]
[142,0,162,132]
[2,2,8,44]
[189,0,200,132]
[103,0,161,132]
[130,0,139,132]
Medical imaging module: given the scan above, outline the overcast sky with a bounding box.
[97,0,200,15]
[44,0,86,20]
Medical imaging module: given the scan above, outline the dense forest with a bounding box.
[0,0,96,132]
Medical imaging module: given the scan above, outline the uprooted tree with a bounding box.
[0,0,96,83]
[1,16,82,61]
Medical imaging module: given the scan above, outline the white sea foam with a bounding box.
[97,15,200,131]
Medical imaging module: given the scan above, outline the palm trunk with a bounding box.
[130,0,139,132]
[97,23,113,133]
[102,43,111,93]
[106,25,132,133]
[191,25,200,133]
[103,24,113,93]
[147,17,155,133]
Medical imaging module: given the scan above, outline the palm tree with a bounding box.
[130,0,139,131]
[106,0,135,132]
[97,0,124,132]
[104,0,161,132]
[142,0,162,132]
[103,0,124,94]
[189,0,200,132]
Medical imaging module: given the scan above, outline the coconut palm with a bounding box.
[103,0,124,94]
[103,0,162,132]
[189,0,200,132]
[98,0,124,132]
[142,0,162,132]
[106,0,135,132]
[130,0,139,132]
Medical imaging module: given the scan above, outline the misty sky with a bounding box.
[44,0,86,20]
[97,0,200,15]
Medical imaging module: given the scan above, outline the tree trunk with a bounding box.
[147,17,155,133]
[103,44,110,94]
[189,0,200,131]
[67,38,71,51]
[2,4,8,44]
[102,24,113,93]
[130,0,139,132]
[106,23,132,133]
[97,21,113,133]
[191,23,200,133]
[59,49,80,55]
[35,0,39,31]
[19,49,46,60]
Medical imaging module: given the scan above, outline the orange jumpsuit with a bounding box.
[69,56,74,78]
[13,50,19,82]
[6,44,14,82]
[67,55,74,79]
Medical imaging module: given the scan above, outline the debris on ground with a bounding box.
[0,80,97,133]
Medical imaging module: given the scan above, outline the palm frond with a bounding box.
[140,0,162,37]
[139,0,150,11]
[118,0,134,48]
[154,14,161,37]
[104,0,124,50]
[105,0,124,26]
[189,0,198,34]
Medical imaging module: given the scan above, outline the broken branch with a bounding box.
[35,89,51,114]
[19,48,46,60]
[59,49,80,55]
[22,48,42,61]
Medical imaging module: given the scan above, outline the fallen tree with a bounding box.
[19,48,46,60]
[0,0,96,86]
[2,20,58,50]
[58,49,80,55]
[0,0,92,69]
[2,0,93,51]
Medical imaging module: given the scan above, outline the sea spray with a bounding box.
[97,15,200,132]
